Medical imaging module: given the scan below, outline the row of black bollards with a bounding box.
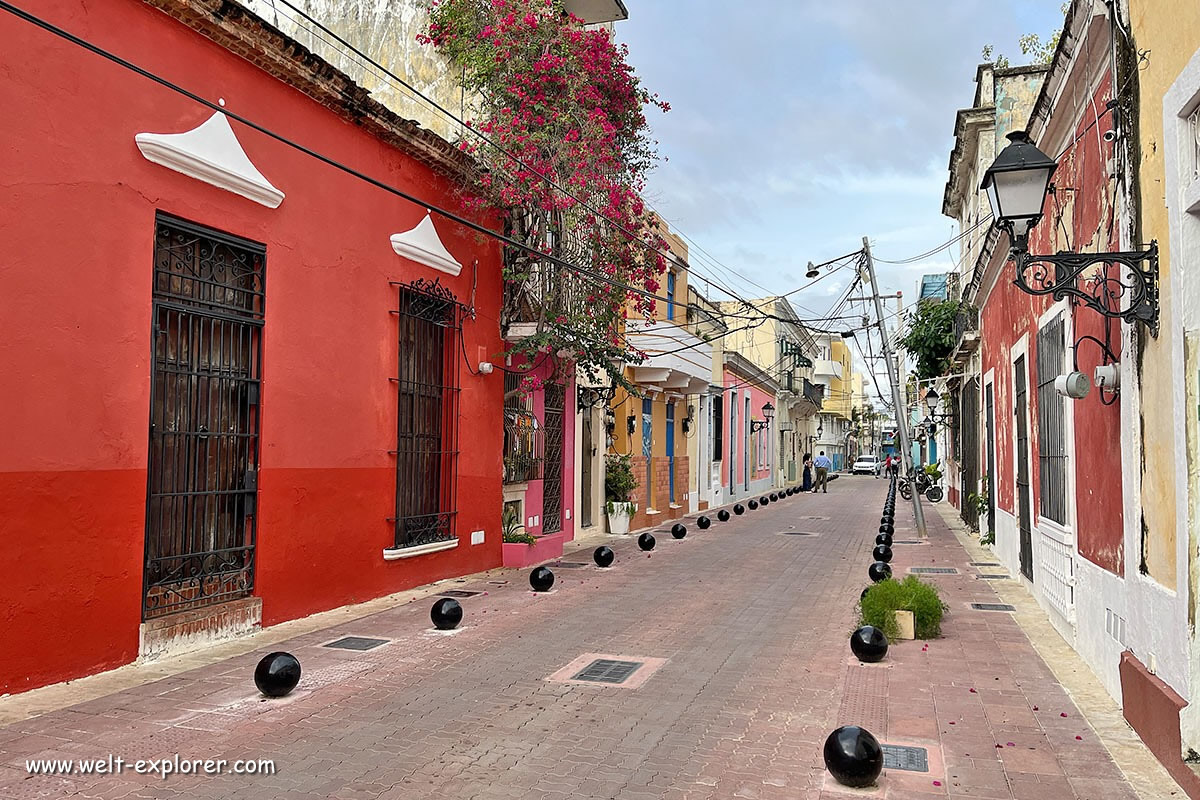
[254,485,808,698]
[825,473,904,787]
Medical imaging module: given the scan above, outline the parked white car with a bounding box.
[851,455,881,475]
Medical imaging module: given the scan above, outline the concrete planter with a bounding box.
[606,502,636,535]
[501,532,565,568]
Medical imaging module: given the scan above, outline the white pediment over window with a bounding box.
[390,212,463,276]
[135,112,285,208]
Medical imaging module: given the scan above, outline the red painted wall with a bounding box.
[979,75,1123,575]
[0,0,504,693]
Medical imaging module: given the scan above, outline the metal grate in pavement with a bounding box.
[892,540,925,545]
[882,744,928,772]
[438,590,483,597]
[976,574,1010,580]
[780,531,821,536]
[970,561,1001,566]
[550,562,589,569]
[571,659,642,684]
[323,636,389,651]
[971,602,1016,612]
[910,567,959,574]
[800,515,830,520]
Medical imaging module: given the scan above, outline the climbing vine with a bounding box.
[419,0,669,388]
[898,300,966,380]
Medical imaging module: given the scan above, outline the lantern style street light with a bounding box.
[750,402,775,433]
[981,130,1159,335]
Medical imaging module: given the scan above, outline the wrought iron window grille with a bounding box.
[388,277,463,549]
[143,214,265,620]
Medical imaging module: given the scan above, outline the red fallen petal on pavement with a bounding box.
[995,744,1003,748]
[933,781,942,787]
[1006,742,1015,747]
[1076,736,1082,740]
[948,721,955,725]
[1060,712,1068,717]
[1032,706,1039,711]
[969,688,977,693]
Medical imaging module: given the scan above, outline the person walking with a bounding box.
[812,450,832,493]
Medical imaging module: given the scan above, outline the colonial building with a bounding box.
[942,2,1200,793]
[609,228,712,533]
[0,0,506,693]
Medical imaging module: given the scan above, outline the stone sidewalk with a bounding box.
[0,479,1168,799]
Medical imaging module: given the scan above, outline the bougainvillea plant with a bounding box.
[418,0,669,391]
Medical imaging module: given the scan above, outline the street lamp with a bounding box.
[750,402,775,433]
[981,130,1159,335]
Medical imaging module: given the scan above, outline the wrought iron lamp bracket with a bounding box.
[749,419,770,433]
[1010,238,1158,337]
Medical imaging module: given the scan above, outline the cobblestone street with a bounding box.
[0,480,1159,799]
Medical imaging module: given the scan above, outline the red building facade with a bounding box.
[0,0,506,694]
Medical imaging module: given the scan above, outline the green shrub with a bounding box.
[860,575,948,639]
[605,453,637,502]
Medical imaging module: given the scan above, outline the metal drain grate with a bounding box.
[781,531,818,536]
[971,602,1016,612]
[976,574,1010,580]
[910,567,959,574]
[882,744,928,772]
[438,590,483,598]
[570,659,642,684]
[892,540,924,545]
[323,636,389,651]
[550,562,589,569]
[969,561,1001,567]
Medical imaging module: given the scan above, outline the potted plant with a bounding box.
[604,454,638,535]
[502,505,536,545]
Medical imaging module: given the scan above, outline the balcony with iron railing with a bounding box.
[950,306,980,364]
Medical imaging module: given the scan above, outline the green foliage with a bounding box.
[860,576,948,640]
[923,462,943,481]
[898,300,963,380]
[502,505,536,544]
[968,479,992,542]
[604,453,637,503]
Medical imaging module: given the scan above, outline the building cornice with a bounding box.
[142,0,477,180]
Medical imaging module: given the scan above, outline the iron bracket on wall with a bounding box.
[1011,240,1158,337]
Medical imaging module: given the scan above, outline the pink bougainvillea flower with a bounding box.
[1060,712,1069,717]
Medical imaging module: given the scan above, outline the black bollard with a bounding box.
[530,566,555,592]
[638,532,656,551]
[868,561,892,582]
[254,652,301,698]
[872,545,893,563]
[718,509,731,522]
[823,726,884,788]
[431,598,463,630]
[733,504,745,515]
[697,516,711,530]
[849,625,889,663]
[671,523,687,539]
[593,546,614,568]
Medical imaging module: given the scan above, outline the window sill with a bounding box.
[382,538,459,561]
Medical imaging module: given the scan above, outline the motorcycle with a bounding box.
[898,465,944,503]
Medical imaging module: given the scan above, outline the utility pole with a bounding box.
[862,236,927,537]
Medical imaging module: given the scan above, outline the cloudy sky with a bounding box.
[617,0,1066,370]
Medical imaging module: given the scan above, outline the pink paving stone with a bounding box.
[0,482,1143,800]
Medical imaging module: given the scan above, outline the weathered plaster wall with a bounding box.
[1129,0,1200,752]
[242,0,468,142]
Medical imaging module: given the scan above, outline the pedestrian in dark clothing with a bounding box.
[801,452,813,491]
